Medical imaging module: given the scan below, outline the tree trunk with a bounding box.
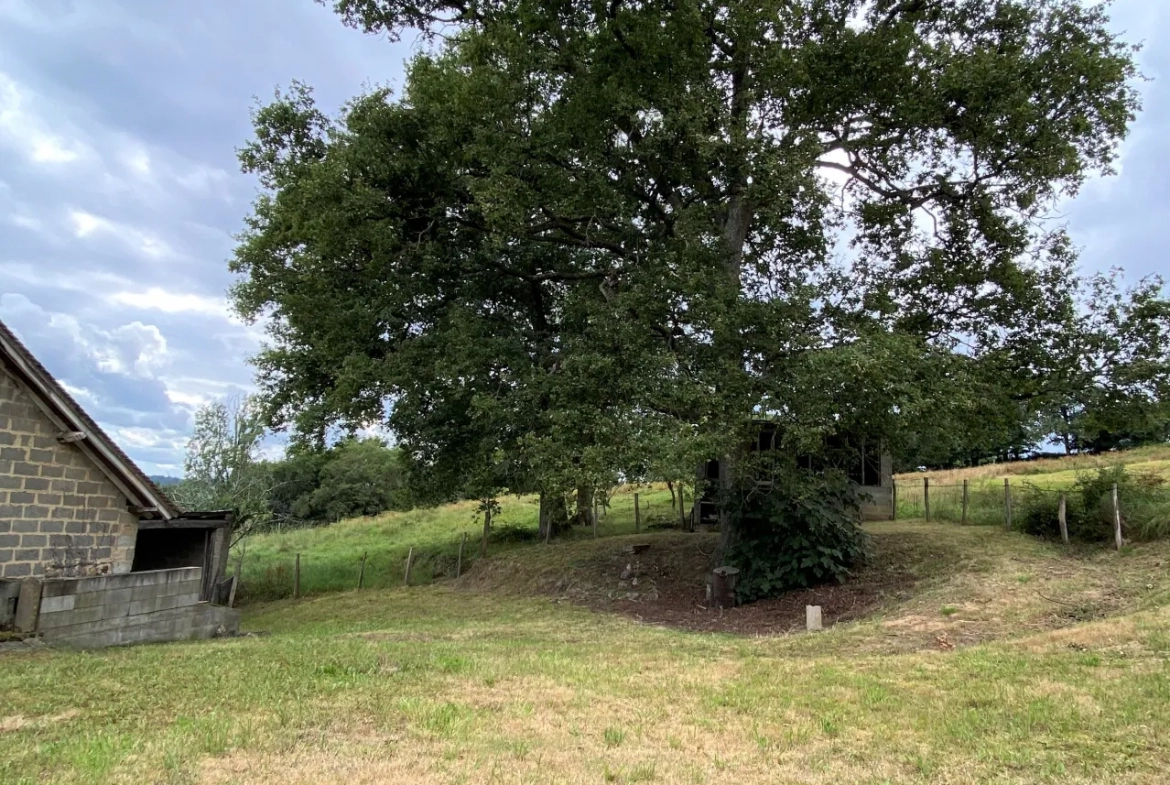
[538,491,569,541]
[574,485,594,526]
[667,480,676,509]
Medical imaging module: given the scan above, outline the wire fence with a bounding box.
[231,489,696,604]
[894,472,1170,548]
[895,479,1008,527]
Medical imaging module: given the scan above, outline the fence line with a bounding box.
[893,474,1167,551]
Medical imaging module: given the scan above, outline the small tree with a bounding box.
[172,396,273,545]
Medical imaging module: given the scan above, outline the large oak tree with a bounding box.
[232,0,1139,542]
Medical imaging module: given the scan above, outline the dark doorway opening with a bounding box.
[131,528,209,573]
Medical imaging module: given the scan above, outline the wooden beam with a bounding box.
[136,518,229,530]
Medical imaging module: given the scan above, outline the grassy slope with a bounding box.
[3,521,1170,784]
[900,444,1170,489]
[237,485,683,601]
[240,446,1170,601]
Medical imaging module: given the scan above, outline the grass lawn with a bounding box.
[4,521,1170,784]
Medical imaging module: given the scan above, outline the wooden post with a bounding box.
[482,505,491,557]
[456,533,467,578]
[404,546,414,585]
[593,503,598,539]
[634,492,641,533]
[1058,494,1069,545]
[1112,483,1122,551]
[679,486,687,531]
[923,477,930,522]
[228,543,245,608]
[1004,478,1012,531]
[358,551,367,589]
[891,480,898,521]
[961,479,969,526]
[294,553,301,600]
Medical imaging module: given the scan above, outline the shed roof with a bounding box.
[0,318,181,519]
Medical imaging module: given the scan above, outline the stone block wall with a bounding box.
[27,567,240,647]
[0,369,139,579]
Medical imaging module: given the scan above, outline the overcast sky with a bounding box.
[1,1,1166,475]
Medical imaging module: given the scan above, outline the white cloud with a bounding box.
[91,322,170,377]
[165,388,210,408]
[0,71,89,166]
[121,144,153,178]
[67,208,174,258]
[107,287,229,317]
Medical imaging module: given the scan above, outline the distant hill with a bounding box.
[150,475,182,487]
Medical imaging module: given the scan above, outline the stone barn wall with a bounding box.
[0,368,139,580]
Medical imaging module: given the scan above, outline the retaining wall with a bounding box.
[21,566,239,647]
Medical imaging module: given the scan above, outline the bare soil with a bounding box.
[594,529,954,635]
[463,527,961,636]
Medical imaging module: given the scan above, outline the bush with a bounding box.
[1017,466,1170,543]
[723,470,869,603]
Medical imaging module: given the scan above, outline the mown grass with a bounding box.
[3,521,1170,784]
[238,486,685,601]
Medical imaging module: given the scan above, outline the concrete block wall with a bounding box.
[32,567,240,647]
[860,486,894,521]
[0,368,139,579]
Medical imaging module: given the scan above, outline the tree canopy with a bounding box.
[232,0,1142,540]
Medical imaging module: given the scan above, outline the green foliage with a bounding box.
[234,0,1140,547]
[723,469,869,602]
[990,270,1170,458]
[267,438,412,526]
[1017,466,1170,542]
[170,396,273,541]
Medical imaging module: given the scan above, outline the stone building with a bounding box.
[0,319,236,646]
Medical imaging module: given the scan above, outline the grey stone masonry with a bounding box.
[29,567,240,648]
[0,367,139,579]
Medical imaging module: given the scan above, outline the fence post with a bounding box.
[1058,494,1069,545]
[404,546,414,585]
[891,480,898,521]
[482,505,491,557]
[358,551,367,590]
[294,553,301,600]
[457,532,467,578]
[923,478,931,522]
[1004,479,1012,531]
[959,479,968,528]
[679,486,687,531]
[1112,483,1122,551]
[634,492,641,533]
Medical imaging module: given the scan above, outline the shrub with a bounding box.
[723,470,869,603]
[1017,466,1170,543]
